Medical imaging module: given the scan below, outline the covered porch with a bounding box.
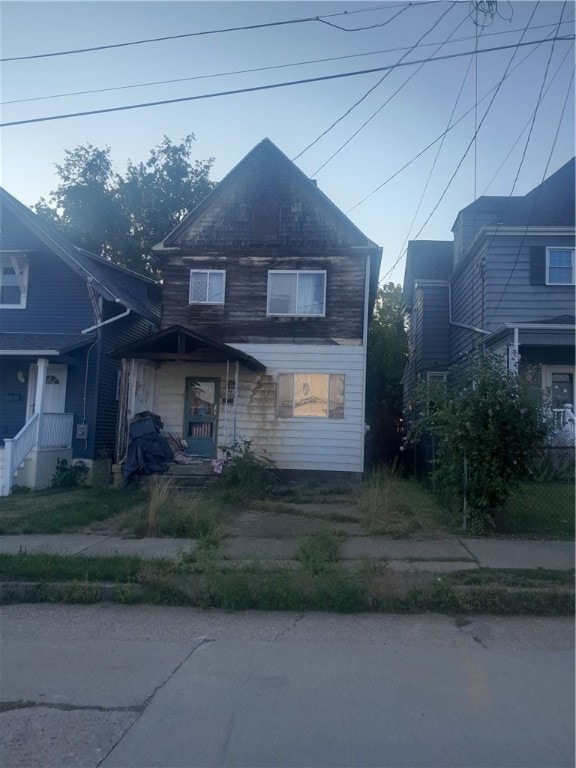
[0,338,91,495]
[484,321,575,442]
[110,326,266,468]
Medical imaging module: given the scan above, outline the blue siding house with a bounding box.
[403,158,575,454]
[0,188,160,494]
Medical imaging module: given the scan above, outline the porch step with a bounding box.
[112,461,218,489]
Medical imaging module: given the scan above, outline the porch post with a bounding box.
[35,358,49,416]
[232,361,239,443]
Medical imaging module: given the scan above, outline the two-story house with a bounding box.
[0,188,160,494]
[111,139,382,475]
[402,157,575,453]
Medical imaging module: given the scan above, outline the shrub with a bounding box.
[51,459,89,489]
[218,438,277,501]
[408,354,550,532]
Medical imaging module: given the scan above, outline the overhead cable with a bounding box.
[5,35,570,129]
[377,1,542,283]
[310,8,470,174]
[3,19,571,107]
[293,1,458,162]
[0,4,418,62]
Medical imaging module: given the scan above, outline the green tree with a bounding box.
[409,354,551,532]
[365,282,407,466]
[34,135,215,274]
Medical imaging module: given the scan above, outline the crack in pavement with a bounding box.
[0,700,143,714]
[96,635,213,767]
[274,613,306,641]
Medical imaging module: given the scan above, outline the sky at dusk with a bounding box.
[1,0,574,284]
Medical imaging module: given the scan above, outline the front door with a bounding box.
[27,364,67,418]
[184,378,219,457]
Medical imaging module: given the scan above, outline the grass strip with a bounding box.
[1,553,573,615]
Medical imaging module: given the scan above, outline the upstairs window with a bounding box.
[189,270,225,304]
[278,373,344,418]
[0,256,28,308]
[267,271,326,316]
[547,248,575,285]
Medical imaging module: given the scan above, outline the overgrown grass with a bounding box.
[1,551,573,615]
[0,551,150,582]
[357,471,452,537]
[109,486,229,539]
[0,487,145,534]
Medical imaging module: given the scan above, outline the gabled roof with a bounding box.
[402,240,453,310]
[0,187,160,325]
[109,325,266,371]
[155,138,380,251]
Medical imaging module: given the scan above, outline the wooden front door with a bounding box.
[184,378,219,457]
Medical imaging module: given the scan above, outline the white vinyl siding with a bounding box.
[546,248,575,285]
[267,270,326,316]
[149,344,366,473]
[189,270,226,304]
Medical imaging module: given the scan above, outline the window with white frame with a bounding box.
[189,270,225,304]
[0,255,28,308]
[267,271,326,316]
[278,373,344,418]
[546,248,575,285]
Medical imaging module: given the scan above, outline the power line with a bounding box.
[0,4,416,62]
[3,20,571,107]
[481,41,574,195]
[377,2,542,283]
[483,1,570,326]
[2,35,572,129]
[383,28,479,285]
[310,9,470,174]
[293,2,458,162]
[346,30,572,214]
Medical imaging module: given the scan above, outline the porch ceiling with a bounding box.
[0,332,97,355]
[108,325,266,372]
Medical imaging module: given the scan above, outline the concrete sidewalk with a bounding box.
[0,533,574,572]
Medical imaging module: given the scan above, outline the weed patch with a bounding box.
[295,530,341,573]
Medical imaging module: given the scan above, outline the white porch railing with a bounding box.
[552,405,575,445]
[2,413,74,496]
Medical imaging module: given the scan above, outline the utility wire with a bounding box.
[481,41,574,195]
[293,2,458,162]
[378,35,573,285]
[310,9,469,174]
[483,2,570,326]
[377,2,542,283]
[4,20,571,107]
[347,29,570,213]
[0,4,416,62]
[1,35,572,128]
[383,29,479,285]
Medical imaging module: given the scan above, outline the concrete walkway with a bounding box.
[0,533,574,572]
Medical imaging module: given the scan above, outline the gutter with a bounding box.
[448,283,489,335]
[81,306,131,334]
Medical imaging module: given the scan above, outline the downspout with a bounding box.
[232,361,239,443]
[81,305,131,334]
[448,283,489,336]
[361,252,371,470]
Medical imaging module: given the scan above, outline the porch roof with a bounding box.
[0,332,97,355]
[108,325,266,372]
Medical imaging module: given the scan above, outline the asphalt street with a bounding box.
[1,605,574,768]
